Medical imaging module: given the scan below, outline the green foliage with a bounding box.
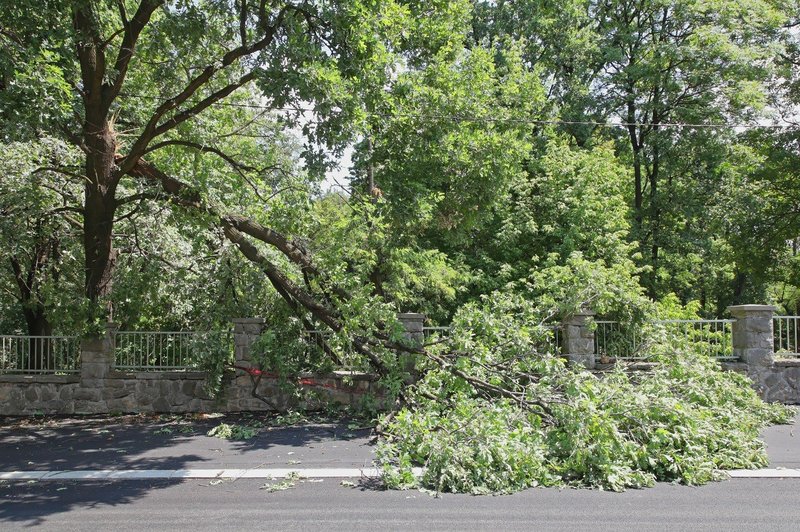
[249,302,335,384]
[471,0,797,310]
[0,138,84,334]
[260,471,300,492]
[190,331,236,399]
[369,42,544,238]
[269,410,310,427]
[721,129,800,313]
[378,294,794,494]
[490,139,647,319]
[207,422,260,440]
[307,192,465,322]
[381,397,556,494]
[0,1,75,139]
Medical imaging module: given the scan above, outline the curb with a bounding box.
[2,467,798,482]
[0,467,415,481]
[727,468,800,478]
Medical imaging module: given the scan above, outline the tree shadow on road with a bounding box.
[0,476,188,527]
[0,413,376,525]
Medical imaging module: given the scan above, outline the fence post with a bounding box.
[74,323,116,413]
[398,313,425,347]
[79,323,116,383]
[562,310,596,369]
[728,305,776,367]
[227,318,266,411]
[397,313,425,378]
[232,318,265,369]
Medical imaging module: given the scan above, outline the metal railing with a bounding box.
[659,319,735,359]
[302,330,367,371]
[595,319,735,360]
[303,329,331,343]
[774,316,800,358]
[536,323,561,356]
[113,331,232,371]
[0,335,81,374]
[422,326,451,339]
[422,325,562,355]
[540,324,561,355]
[594,321,641,359]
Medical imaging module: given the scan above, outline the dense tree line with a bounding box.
[1,0,798,336]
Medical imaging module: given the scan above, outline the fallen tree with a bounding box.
[127,156,795,494]
[377,294,795,493]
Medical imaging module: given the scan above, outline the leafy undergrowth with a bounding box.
[377,295,795,494]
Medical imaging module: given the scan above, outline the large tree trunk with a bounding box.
[73,2,121,312]
[82,120,119,312]
[83,162,118,305]
[70,0,274,315]
[22,308,53,337]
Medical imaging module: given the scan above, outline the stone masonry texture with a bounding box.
[2,311,799,415]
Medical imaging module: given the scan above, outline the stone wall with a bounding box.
[0,375,80,415]
[0,368,382,416]
[0,318,385,416]
[764,360,800,403]
[721,359,800,404]
[564,304,800,404]
[0,372,216,416]
[4,307,799,415]
[722,305,800,404]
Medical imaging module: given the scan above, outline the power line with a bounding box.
[117,92,798,131]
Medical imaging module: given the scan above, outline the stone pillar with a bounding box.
[562,310,596,369]
[397,313,425,379]
[75,323,116,413]
[229,318,267,411]
[232,318,266,368]
[728,305,776,367]
[79,323,116,383]
[397,313,425,348]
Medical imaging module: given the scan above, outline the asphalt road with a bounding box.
[762,416,799,468]
[1,411,798,530]
[0,415,377,471]
[2,478,799,531]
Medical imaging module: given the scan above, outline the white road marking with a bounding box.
[727,468,800,478]
[0,467,426,481]
[1,467,796,481]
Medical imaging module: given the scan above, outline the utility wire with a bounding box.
[117,92,799,131]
